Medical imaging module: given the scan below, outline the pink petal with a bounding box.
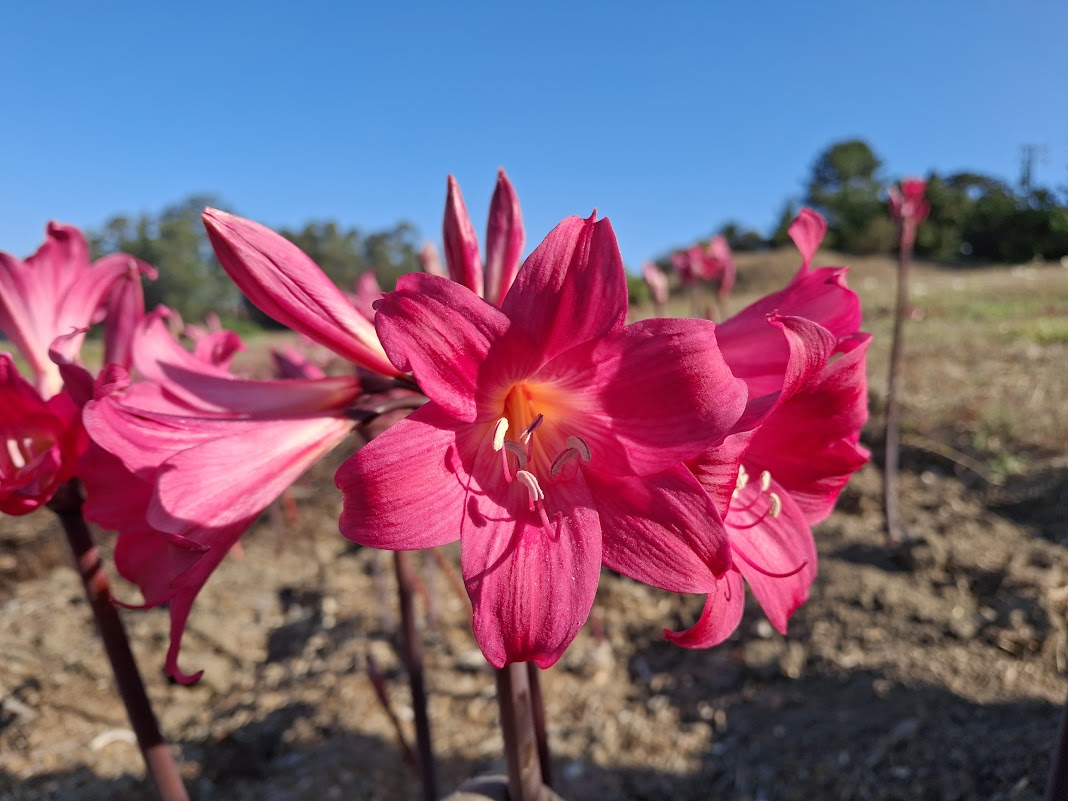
[745,333,871,524]
[149,415,356,535]
[663,570,746,648]
[337,403,471,550]
[202,209,398,376]
[461,446,602,668]
[484,168,525,306]
[788,207,828,271]
[592,466,729,593]
[443,176,485,297]
[99,254,157,371]
[419,241,446,277]
[536,317,747,476]
[500,214,627,363]
[686,430,753,520]
[728,479,816,634]
[353,270,383,321]
[373,273,511,422]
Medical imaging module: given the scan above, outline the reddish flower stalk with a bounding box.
[48,482,189,801]
[496,662,545,801]
[884,179,929,544]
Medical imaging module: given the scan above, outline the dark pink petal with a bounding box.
[716,267,861,396]
[663,570,745,648]
[337,403,469,550]
[728,479,816,634]
[202,209,398,376]
[101,256,155,371]
[192,330,244,369]
[592,465,729,593]
[484,168,525,307]
[686,430,753,520]
[443,176,484,298]
[788,207,828,272]
[461,441,602,668]
[373,273,511,421]
[501,214,627,363]
[744,333,871,524]
[536,317,747,476]
[0,356,84,514]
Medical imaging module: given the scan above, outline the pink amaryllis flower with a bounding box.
[336,212,749,668]
[705,234,736,302]
[641,261,669,308]
[0,223,154,513]
[442,169,525,307]
[83,308,365,683]
[670,208,870,646]
[0,222,155,399]
[888,178,930,253]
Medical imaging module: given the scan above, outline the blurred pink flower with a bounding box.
[642,261,669,307]
[670,208,870,646]
[337,213,747,668]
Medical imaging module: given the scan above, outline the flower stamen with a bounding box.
[492,418,509,451]
[731,542,808,579]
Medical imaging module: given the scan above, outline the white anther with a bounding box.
[504,440,528,469]
[6,439,26,470]
[760,470,772,492]
[768,492,782,518]
[735,465,749,492]
[492,418,509,452]
[515,470,544,502]
[565,436,591,462]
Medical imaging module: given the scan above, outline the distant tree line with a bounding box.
[89,195,421,325]
[693,138,1068,265]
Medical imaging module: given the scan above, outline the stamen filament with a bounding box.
[731,543,809,579]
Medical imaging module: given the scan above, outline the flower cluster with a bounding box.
[2,175,868,681]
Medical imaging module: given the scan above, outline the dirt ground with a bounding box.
[2,250,1066,800]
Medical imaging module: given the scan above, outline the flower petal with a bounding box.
[537,317,747,476]
[202,209,398,376]
[484,168,525,307]
[663,570,745,648]
[373,273,511,421]
[501,214,627,362]
[592,465,729,593]
[443,176,484,297]
[728,479,816,634]
[461,440,602,668]
[745,333,871,524]
[336,403,470,551]
[788,207,827,272]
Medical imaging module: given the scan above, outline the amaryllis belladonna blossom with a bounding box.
[83,308,364,683]
[888,178,930,253]
[336,212,749,668]
[641,262,669,308]
[670,208,870,646]
[0,223,154,513]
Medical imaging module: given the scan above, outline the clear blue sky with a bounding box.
[2,1,1065,270]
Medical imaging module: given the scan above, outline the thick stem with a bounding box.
[496,662,544,801]
[1045,690,1068,801]
[883,235,912,544]
[48,481,189,801]
[526,662,552,788]
[394,550,438,801]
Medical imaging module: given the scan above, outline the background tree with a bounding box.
[805,139,894,253]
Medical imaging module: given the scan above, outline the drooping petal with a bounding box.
[728,479,816,634]
[744,333,871,524]
[686,430,752,520]
[443,176,484,298]
[373,273,511,421]
[484,168,525,307]
[501,214,627,363]
[461,440,602,668]
[788,207,828,272]
[149,415,356,536]
[716,266,861,391]
[99,254,157,371]
[663,570,746,648]
[336,403,470,551]
[202,209,398,376]
[536,317,747,476]
[592,465,729,593]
